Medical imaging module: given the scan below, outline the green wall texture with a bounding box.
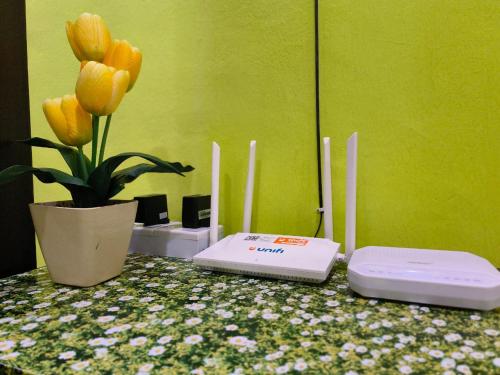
[26,1,499,267]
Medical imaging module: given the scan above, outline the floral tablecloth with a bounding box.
[0,254,498,374]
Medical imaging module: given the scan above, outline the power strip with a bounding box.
[129,223,224,259]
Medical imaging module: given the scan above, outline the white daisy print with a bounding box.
[139,364,154,372]
[262,313,279,320]
[71,301,92,309]
[428,350,444,358]
[228,336,249,347]
[184,335,203,345]
[265,351,283,361]
[97,316,115,323]
[21,323,38,331]
[185,303,206,311]
[342,343,356,351]
[105,324,131,335]
[444,333,462,342]
[148,304,164,312]
[118,295,134,301]
[58,351,75,360]
[485,329,499,337]
[361,359,375,367]
[35,315,51,322]
[470,351,485,360]
[225,324,238,331]
[275,364,289,373]
[148,346,165,356]
[294,361,308,371]
[0,352,20,360]
[0,340,15,352]
[130,337,148,346]
[431,319,446,327]
[185,318,202,326]
[399,365,412,374]
[440,358,456,369]
[70,361,90,371]
[88,337,107,347]
[456,364,471,374]
[289,318,303,325]
[95,348,108,358]
[161,318,176,326]
[20,338,36,348]
[157,336,172,344]
[451,351,466,360]
[356,345,368,353]
[33,302,51,309]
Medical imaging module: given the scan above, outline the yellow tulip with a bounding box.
[103,40,142,91]
[66,13,111,62]
[75,61,130,116]
[42,95,92,147]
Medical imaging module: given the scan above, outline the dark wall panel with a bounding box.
[0,0,36,277]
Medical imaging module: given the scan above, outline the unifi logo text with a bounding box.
[248,246,285,254]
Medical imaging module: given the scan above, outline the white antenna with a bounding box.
[243,140,256,232]
[345,132,358,261]
[322,137,334,241]
[209,142,220,246]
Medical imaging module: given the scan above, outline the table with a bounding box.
[0,254,498,374]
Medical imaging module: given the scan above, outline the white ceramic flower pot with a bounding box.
[29,200,138,287]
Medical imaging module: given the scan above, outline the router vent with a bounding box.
[201,265,321,284]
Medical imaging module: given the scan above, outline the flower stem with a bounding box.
[77,145,88,181]
[98,114,112,165]
[91,115,100,170]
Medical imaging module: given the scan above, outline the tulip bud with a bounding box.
[66,13,111,62]
[75,61,130,116]
[42,95,92,147]
[103,40,142,91]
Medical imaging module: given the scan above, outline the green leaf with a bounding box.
[0,165,100,207]
[88,152,194,200]
[20,137,91,179]
[107,163,167,199]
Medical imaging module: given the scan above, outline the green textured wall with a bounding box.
[26,1,499,267]
[321,1,499,265]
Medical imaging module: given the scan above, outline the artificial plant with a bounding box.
[0,13,193,207]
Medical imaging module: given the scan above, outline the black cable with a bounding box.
[314,212,323,238]
[313,0,323,237]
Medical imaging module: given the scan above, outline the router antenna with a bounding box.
[345,132,358,261]
[322,137,333,241]
[209,142,220,246]
[243,140,256,232]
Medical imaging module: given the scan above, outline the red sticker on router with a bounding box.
[273,237,308,246]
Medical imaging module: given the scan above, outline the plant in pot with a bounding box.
[0,13,193,287]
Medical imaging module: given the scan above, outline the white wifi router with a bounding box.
[344,133,500,311]
[193,139,340,283]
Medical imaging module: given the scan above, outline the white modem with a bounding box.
[344,133,500,310]
[193,139,340,283]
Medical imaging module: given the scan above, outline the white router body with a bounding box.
[344,133,500,310]
[193,139,340,283]
[194,233,338,283]
[348,246,500,310]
